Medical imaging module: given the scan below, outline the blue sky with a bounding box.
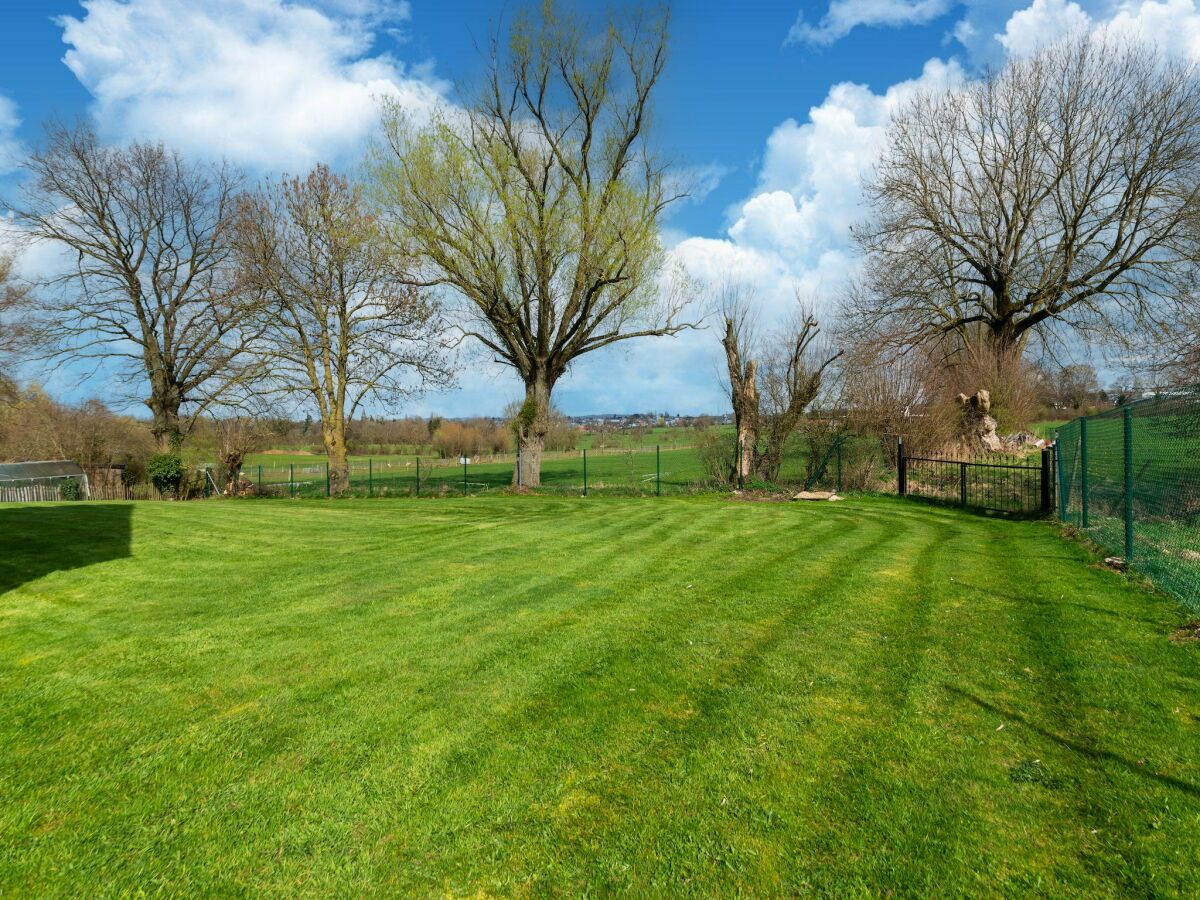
[0,0,1189,417]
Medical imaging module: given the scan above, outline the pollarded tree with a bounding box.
[212,413,275,495]
[847,34,1200,358]
[719,283,842,484]
[232,165,452,495]
[15,123,253,450]
[372,2,693,486]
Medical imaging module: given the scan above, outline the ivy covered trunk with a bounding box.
[146,387,184,453]
[513,375,553,488]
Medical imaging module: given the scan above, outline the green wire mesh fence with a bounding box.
[1056,390,1200,610]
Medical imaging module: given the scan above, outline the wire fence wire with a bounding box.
[1056,390,1200,611]
[237,431,879,500]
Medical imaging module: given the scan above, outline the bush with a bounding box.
[120,456,147,487]
[58,478,82,501]
[696,428,735,487]
[147,453,184,495]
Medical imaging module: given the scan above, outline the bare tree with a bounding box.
[14,123,254,450]
[372,2,694,486]
[212,414,273,495]
[1142,302,1200,388]
[836,340,956,459]
[720,284,841,484]
[848,34,1200,358]
[233,164,451,495]
[1054,363,1102,411]
[0,252,34,397]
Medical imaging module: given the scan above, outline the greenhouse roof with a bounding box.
[0,460,86,482]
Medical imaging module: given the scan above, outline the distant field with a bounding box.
[2,496,1197,894]
[235,446,712,496]
[212,428,830,496]
[1032,419,1068,439]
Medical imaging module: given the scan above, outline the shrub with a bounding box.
[58,478,82,501]
[695,428,735,488]
[120,456,147,487]
[147,453,184,496]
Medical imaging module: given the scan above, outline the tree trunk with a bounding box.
[513,375,552,487]
[731,362,758,484]
[148,399,183,452]
[723,317,760,486]
[224,462,243,495]
[325,425,350,495]
[735,408,756,483]
[146,368,185,452]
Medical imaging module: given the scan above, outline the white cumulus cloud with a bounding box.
[996,0,1091,56]
[1106,0,1200,59]
[672,58,964,325]
[58,0,448,171]
[788,0,954,46]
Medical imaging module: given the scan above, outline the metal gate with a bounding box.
[898,443,1055,515]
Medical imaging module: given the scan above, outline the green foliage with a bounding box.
[513,398,537,433]
[57,478,82,501]
[120,456,147,487]
[0,497,1196,894]
[146,453,184,495]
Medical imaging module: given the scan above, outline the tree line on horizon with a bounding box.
[1,3,1199,496]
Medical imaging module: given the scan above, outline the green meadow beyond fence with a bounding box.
[1056,390,1200,610]
[238,436,861,500]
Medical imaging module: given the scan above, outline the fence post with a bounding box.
[416,457,420,496]
[1040,447,1052,514]
[1080,416,1089,528]
[897,438,907,496]
[289,463,295,498]
[1055,439,1066,521]
[959,460,967,506]
[1124,407,1134,562]
[836,438,843,494]
[369,458,374,497]
[462,457,467,496]
[583,448,588,496]
[656,445,660,496]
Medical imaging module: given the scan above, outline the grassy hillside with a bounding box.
[1,497,1198,894]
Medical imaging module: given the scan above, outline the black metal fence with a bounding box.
[898,441,1055,515]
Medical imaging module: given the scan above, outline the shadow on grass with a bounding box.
[899,493,1053,521]
[944,683,1200,798]
[0,504,133,596]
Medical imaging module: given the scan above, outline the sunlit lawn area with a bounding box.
[1,496,1198,894]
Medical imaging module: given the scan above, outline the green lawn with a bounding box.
[1,496,1198,895]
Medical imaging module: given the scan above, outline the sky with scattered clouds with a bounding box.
[0,0,1196,417]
